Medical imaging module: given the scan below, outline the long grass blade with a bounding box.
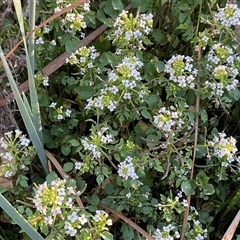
[13,0,43,144]
[28,0,36,72]
[0,46,48,174]
[0,193,44,240]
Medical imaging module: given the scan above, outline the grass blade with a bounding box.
[0,46,48,174]
[0,193,44,240]
[13,0,43,144]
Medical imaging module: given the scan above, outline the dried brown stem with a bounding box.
[180,46,201,240]
[100,204,155,240]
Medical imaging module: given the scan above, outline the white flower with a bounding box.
[35,37,44,45]
[49,102,57,108]
[57,114,63,120]
[83,2,90,11]
[44,25,50,33]
[79,214,88,225]
[66,226,77,237]
[44,216,53,225]
[15,129,22,136]
[66,109,71,117]
[50,40,56,45]
[43,76,49,86]
[126,192,131,198]
[80,32,85,39]
[75,162,82,170]
[118,157,138,180]
[4,152,13,160]
[67,211,79,223]
[107,101,117,112]
[20,136,30,146]
[106,219,113,226]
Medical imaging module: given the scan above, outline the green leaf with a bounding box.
[152,29,167,43]
[121,224,134,240]
[61,145,71,156]
[204,184,215,195]
[141,109,152,120]
[63,162,74,172]
[46,171,58,184]
[61,33,81,53]
[0,194,44,240]
[75,86,95,100]
[87,195,100,205]
[101,231,113,240]
[200,109,208,122]
[69,139,80,147]
[195,171,209,187]
[155,61,165,73]
[146,94,162,109]
[181,180,195,195]
[146,133,161,148]
[130,0,154,12]
[178,3,190,11]
[96,174,104,185]
[112,0,124,10]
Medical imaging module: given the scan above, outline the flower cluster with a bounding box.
[49,102,72,120]
[85,55,149,113]
[214,4,240,27]
[66,46,100,77]
[81,127,114,160]
[186,219,208,240]
[164,55,197,90]
[117,156,138,180]
[204,43,239,99]
[35,25,57,46]
[54,0,90,32]
[73,126,115,175]
[152,224,180,239]
[29,178,112,238]
[208,132,237,165]
[153,105,192,137]
[92,210,113,231]
[0,130,34,178]
[156,192,187,222]
[112,10,153,49]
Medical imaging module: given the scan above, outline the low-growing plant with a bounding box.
[0,0,240,239]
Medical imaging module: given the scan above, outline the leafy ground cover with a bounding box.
[0,0,240,239]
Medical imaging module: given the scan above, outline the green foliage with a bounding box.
[0,0,240,239]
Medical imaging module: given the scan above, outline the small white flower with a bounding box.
[44,25,50,33]
[20,136,30,146]
[126,192,131,198]
[49,102,57,108]
[44,216,53,225]
[43,76,49,86]
[58,114,63,120]
[79,214,88,225]
[50,40,56,45]
[15,129,22,136]
[35,37,44,45]
[67,211,79,223]
[106,219,113,226]
[66,109,71,117]
[75,162,82,170]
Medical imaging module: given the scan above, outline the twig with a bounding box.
[180,47,202,240]
[100,204,155,240]
[221,209,240,240]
